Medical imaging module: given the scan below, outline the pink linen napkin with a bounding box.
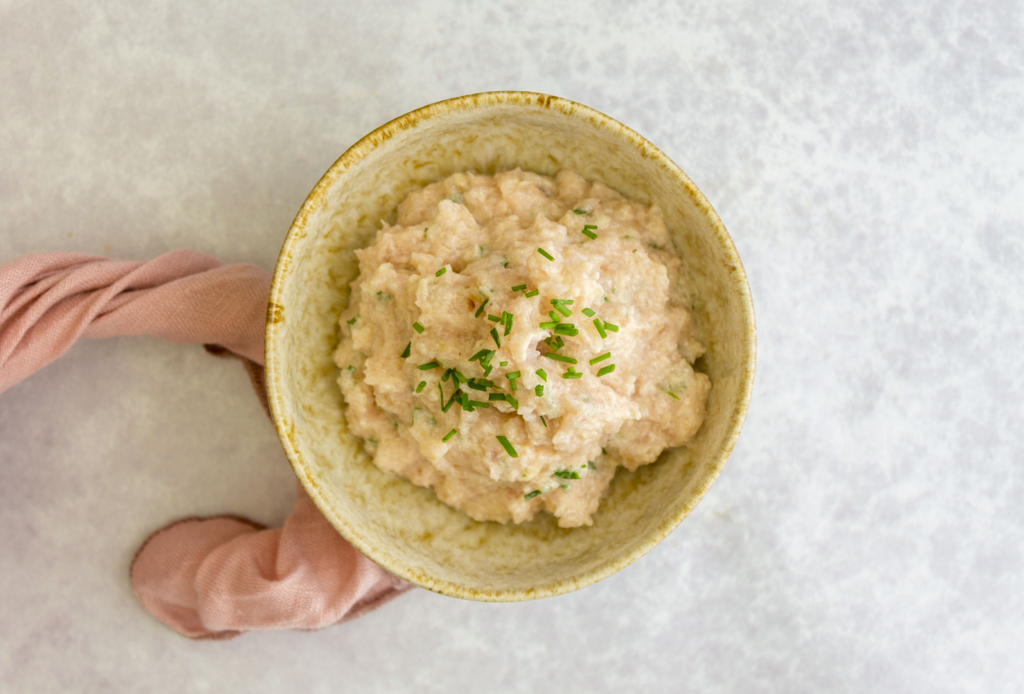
[0,249,410,639]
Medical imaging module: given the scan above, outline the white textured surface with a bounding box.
[1,0,1022,691]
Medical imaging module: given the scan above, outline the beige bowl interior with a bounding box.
[265,92,755,601]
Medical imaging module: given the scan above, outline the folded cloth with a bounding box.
[0,250,410,639]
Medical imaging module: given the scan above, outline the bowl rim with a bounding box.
[265,90,757,601]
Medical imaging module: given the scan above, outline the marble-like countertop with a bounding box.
[2,1,1022,691]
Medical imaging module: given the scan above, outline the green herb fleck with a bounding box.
[543,353,577,364]
[506,371,521,380]
[554,469,580,480]
[467,400,490,409]
[442,428,457,442]
[346,316,358,327]
[603,321,619,332]
[416,381,426,393]
[589,352,611,365]
[525,490,541,500]
[540,415,547,427]
[418,361,440,371]
[488,393,507,402]
[401,342,411,359]
[467,380,488,391]
[435,267,447,277]
[588,460,596,470]
[511,284,527,292]
[540,321,560,330]
[412,322,424,333]
[581,225,598,240]
[488,314,501,322]
[490,327,501,348]
[594,319,608,338]
[469,349,490,362]
[442,369,451,382]
[474,298,489,318]
[525,289,539,297]
[562,368,583,379]
[499,361,508,366]
[535,385,544,397]
[536,369,548,382]
[582,308,596,317]
[551,300,572,317]
[667,390,681,400]
[503,311,513,336]
[597,364,616,377]
[504,394,519,410]
[572,208,589,215]
[497,436,518,458]
[537,248,554,261]
[452,370,467,385]
[553,323,578,336]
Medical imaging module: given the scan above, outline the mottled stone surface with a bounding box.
[1,1,1021,691]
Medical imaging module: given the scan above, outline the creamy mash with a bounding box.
[334,169,710,528]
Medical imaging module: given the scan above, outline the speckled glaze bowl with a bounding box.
[265,92,755,601]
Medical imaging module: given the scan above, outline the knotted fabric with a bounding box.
[0,250,410,639]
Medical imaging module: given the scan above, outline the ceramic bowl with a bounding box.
[265,92,755,601]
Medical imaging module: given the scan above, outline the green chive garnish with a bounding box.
[505,394,519,410]
[435,267,447,277]
[540,415,547,427]
[603,321,619,332]
[535,385,544,397]
[441,384,455,413]
[554,469,580,480]
[416,381,426,393]
[401,342,411,358]
[572,208,589,215]
[597,364,616,377]
[594,319,607,338]
[581,224,597,240]
[511,284,526,292]
[553,323,578,336]
[346,316,358,326]
[469,349,490,362]
[536,369,547,382]
[488,393,507,401]
[538,248,554,261]
[452,370,467,385]
[543,353,577,364]
[488,314,501,322]
[667,391,680,400]
[418,361,440,370]
[525,490,541,500]
[413,322,424,333]
[442,428,457,442]
[504,312,514,336]
[490,327,501,348]
[483,365,493,377]
[525,289,539,297]
[474,298,489,318]
[582,308,596,317]
[551,302,572,317]
[589,352,611,365]
[562,369,583,379]
[506,371,521,380]
[468,400,490,408]
[497,436,518,457]
[499,361,508,366]
[540,321,559,330]
[442,369,451,382]
[467,380,488,391]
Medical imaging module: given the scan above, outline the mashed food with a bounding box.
[334,169,711,528]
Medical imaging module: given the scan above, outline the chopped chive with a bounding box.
[499,361,508,366]
[468,400,490,408]
[603,321,619,332]
[347,365,355,372]
[594,319,608,338]
[581,228,597,240]
[551,302,572,317]
[511,284,527,292]
[442,368,451,382]
[452,370,467,385]
[553,324,579,336]
[572,208,589,215]
[416,381,427,393]
[346,316,358,326]
[476,378,495,388]
[525,289,539,297]
[413,322,424,333]
[562,369,583,379]
[540,321,560,330]
[488,393,507,401]
[488,314,501,322]
[540,415,547,427]
[543,353,577,364]
[497,436,518,457]
[504,312,514,336]
[469,349,490,362]
[474,298,489,318]
[442,428,457,442]
[525,490,541,500]
[435,267,447,277]
[506,371,522,380]
[479,350,496,366]
[552,298,574,305]
[440,384,454,413]
[589,352,611,365]
[550,336,564,351]
[418,361,440,370]
[536,369,547,382]
[459,392,471,411]
[535,385,544,397]
[490,328,501,347]
[504,394,519,410]
[401,342,411,358]
[667,391,681,400]
[554,469,580,480]
[483,364,493,377]
[582,308,596,317]
[597,364,616,377]
[467,380,487,391]
[588,460,596,470]
[538,248,554,261]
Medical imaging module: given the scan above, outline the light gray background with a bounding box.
[2,1,1022,692]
